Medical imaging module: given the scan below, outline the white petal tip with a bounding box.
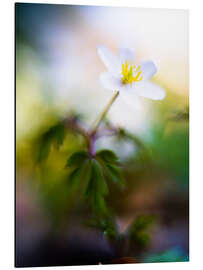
[134,82,166,101]
[141,61,158,80]
[151,89,166,100]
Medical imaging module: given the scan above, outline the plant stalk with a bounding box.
[91,91,119,135]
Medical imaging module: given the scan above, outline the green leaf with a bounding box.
[129,216,155,248]
[95,150,125,189]
[44,122,66,146]
[96,149,119,165]
[85,174,94,199]
[85,217,117,239]
[85,179,107,213]
[65,151,89,168]
[105,164,125,188]
[131,216,155,233]
[85,159,108,214]
[94,194,106,212]
[37,137,52,162]
[68,167,83,188]
[37,122,66,162]
[92,160,108,196]
[81,160,93,194]
[51,122,66,145]
[67,159,89,190]
[134,232,150,247]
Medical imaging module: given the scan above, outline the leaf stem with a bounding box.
[91,91,119,135]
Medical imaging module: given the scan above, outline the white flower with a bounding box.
[97,46,165,102]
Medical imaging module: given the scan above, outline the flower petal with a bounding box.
[118,47,135,64]
[140,61,157,80]
[120,90,142,111]
[99,72,123,91]
[133,81,166,100]
[97,45,120,77]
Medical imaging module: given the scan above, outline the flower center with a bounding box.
[121,60,143,85]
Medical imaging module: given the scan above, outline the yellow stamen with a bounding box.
[121,60,143,85]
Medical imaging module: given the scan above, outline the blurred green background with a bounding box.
[15,3,189,267]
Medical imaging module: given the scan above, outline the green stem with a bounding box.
[91,91,119,135]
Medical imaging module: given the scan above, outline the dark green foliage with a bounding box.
[129,216,155,248]
[66,151,90,190]
[84,159,108,214]
[86,214,155,248]
[91,160,108,196]
[37,138,52,163]
[96,150,125,189]
[96,149,119,164]
[37,122,66,162]
[65,151,89,168]
[65,151,113,214]
[68,164,86,189]
[105,164,125,187]
[65,149,125,215]
[130,216,155,232]
[86,217,118,240]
